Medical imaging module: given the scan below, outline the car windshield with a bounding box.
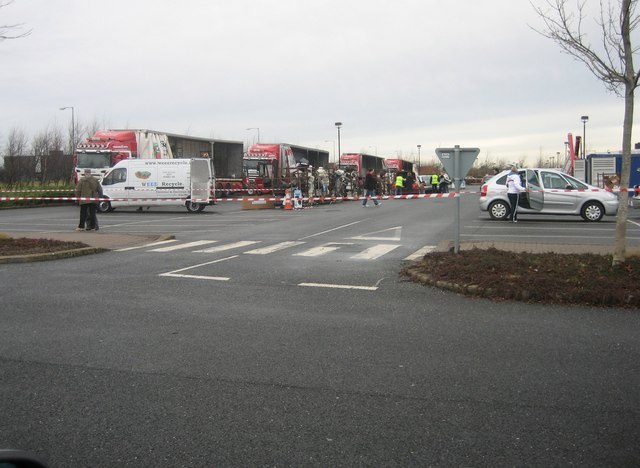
[564,174,589,190]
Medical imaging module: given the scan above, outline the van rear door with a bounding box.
[190,159,212,203]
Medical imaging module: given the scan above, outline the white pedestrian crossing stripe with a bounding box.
[149,240,218,252]
[404,245,437,260]
[350,244,400,260]
[293,243,352,257]
[194,240,260,253]
[137,239,436,261]
[244,241,305,255]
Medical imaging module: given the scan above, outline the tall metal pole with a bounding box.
[454,145,461,254]
[417,144,421,174]
[581,115,589,158]
[335,122,342,163]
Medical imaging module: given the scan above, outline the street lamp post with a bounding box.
[246,127,260,144]
[59,106,75,155]
[581,115,589,158]
[417,144,421,174]
[335,122,342,163]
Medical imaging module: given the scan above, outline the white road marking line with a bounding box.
[194,240,260,253]
[293,243,352,257]
[244,241,305,255]
[350,226,402,241]
[116,239,178,252]
[298,282,378,291]
[351,244,400,260]
[160,274,230,281]
[628,219,640,228]
[159,255,237,281]
[298,220,364,240]
[404,245,437,261]
[149,240,218,252]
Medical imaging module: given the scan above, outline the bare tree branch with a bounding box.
[531,0,639,266]
[0,0,31,41]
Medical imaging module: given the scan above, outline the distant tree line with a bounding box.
[0,119,104,186]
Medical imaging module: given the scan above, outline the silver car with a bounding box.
[479,168,619,222]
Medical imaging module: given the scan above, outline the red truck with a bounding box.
[74,129,245,194]
[243,143,329,194]
[339,153,385,176]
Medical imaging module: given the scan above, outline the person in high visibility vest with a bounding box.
[395,173,405,195]
[431,173,439,193]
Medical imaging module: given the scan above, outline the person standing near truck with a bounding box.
[394,172,405,196]
[75,168,103,231]
[362,168,381,207]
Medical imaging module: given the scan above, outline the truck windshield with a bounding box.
[77,152,111,169]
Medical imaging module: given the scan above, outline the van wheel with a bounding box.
[98,200,113,213]
[581,201,604,222]
[186,201,204,213]
[488,200,510,220]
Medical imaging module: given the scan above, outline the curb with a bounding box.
[0,246,108,264]
[0,233,175,264]
[402,265,500,299]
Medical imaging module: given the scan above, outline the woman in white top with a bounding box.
[506,165,525,222]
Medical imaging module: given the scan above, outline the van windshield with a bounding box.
[102,168,127,185]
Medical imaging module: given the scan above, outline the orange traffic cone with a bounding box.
[283,189,293,210]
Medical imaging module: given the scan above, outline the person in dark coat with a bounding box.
[75,168,103,231]
[362,168,381,207]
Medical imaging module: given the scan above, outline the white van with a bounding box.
[98,158,214,213]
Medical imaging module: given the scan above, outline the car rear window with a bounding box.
[495,175,507,185]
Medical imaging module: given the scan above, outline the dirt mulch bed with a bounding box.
[0,237,88,256]
[402,247,640,308]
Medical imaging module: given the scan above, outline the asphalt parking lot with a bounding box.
[1,197,639,466]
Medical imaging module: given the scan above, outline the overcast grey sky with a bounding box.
[1,0,638,165]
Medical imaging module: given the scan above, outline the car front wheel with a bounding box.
[488,200,510,220]
[581,201,604,222]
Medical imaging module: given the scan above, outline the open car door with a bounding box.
[519,169,544,211]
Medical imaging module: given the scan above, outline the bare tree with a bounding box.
[2,126,28,185]
[532,0,640,266]
[0,0,31,41]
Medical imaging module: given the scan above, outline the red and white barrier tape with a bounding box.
[1,187,633,195]
[0,194,459,203]
[0,188,634,203]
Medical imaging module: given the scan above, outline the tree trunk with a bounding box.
[613,86,633,266]
[613,0,634,267]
